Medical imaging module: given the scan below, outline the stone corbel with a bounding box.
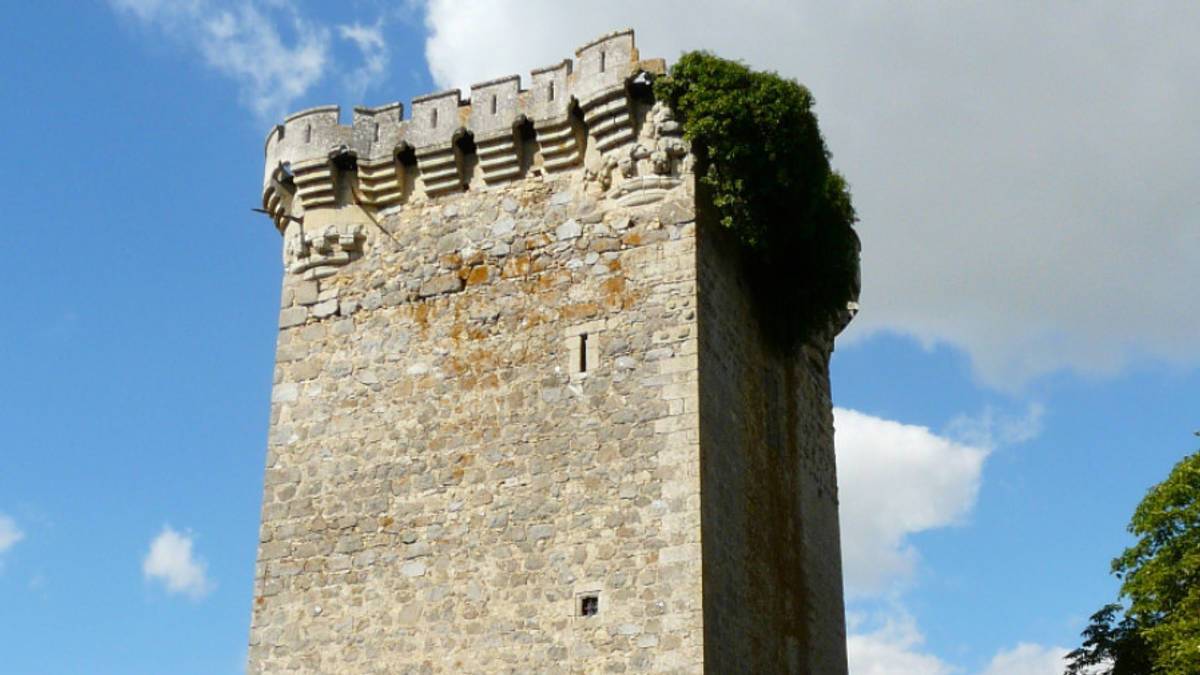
[605,101,689,206]
[284,222,367,279]
[290,157,337,211]
[581,85,636,154]
[357,153,406,209]
[414,144,465,196]
[534,115,584,173]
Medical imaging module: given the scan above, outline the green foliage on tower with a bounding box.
[652,51,860,346]
[1066,449,1200,674]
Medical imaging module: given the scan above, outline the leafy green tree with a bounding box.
[1064,603,1152,675]
[1066,449,1200,674]
[652,52,859,346]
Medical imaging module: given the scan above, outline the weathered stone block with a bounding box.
[311,299,338,319]
[278,307,307,329]
[555,219,582,240]
[293,281,319,306]
[418,273,464,298]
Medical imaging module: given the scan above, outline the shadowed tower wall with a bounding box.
[248,30,850,674]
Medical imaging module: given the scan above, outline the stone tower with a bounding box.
[250,30,854,674]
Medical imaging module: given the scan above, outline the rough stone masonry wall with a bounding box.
[249,176,706,673]
[696,217,849,674]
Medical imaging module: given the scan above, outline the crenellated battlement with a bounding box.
[260,29,681,233]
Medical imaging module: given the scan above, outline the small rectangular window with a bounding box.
[580,595,599,617]
[565,326,601,377]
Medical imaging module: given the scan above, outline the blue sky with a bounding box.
[1,2,1196,674]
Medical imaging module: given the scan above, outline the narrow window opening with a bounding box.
[578,334,588,373]
[548,81,555,101]
[599,51,606,73]
[580,595,598,617]
[431,108,438,128]
[304,123,312,143]
[373,122,380,142]
[491,95,497,114]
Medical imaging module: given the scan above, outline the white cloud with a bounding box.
[0,513,24,554]
[143,525,214,599]
[109,0,331,119]
[945,403,1045,451]
[980,643,1070,675]
[849,633,1072,675]
[848,612,1075,675]
[834,407,1064,675]
[847,612,955,675]
[835,407,989,596]
[421,0,1200,389]
[338,22,389,101]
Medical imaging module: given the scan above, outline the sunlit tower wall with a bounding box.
[249,29,853,674]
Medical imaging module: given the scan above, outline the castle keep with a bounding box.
[251,30,853,673]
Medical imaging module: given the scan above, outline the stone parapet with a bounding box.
[260,30,664,231]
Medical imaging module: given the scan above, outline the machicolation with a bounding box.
[262,30,684,243]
